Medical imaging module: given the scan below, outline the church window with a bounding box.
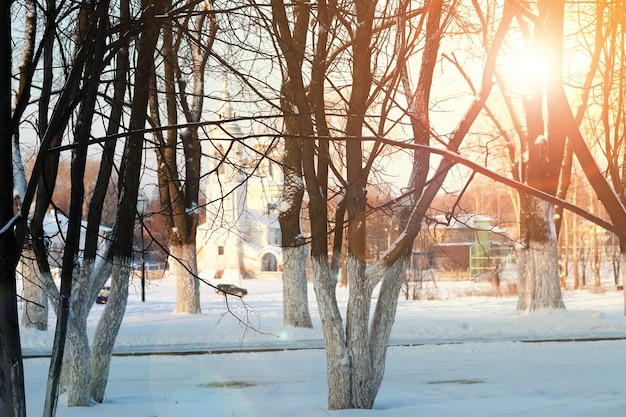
[218,246,224,255]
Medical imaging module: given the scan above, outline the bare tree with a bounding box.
[579,0,626,311]
[274,0,313,328]
[149,0,217,314]
[15,0,48,331]
[89,0,133,401]
[42,1,116,411]
[269,0,511,409]
[1,0,168,410]
[0,0,27,413]
[511,0,566,310]
[490,0,626,310]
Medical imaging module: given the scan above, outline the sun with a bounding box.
[516,48,551,83]
[498,33,554,94]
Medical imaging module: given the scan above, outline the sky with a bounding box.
[19,275,626,417]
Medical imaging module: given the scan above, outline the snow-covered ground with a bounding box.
[20,275,626,416]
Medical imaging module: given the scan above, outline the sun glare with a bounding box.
[516,49,550,82]
[499,38,553,94]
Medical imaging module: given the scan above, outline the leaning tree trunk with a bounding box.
[366,255,410,399]
[60,311,91,406]
[90,260,130,402]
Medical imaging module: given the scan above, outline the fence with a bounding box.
[469,245,515,279]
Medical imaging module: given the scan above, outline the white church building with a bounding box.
[196,81,283,280]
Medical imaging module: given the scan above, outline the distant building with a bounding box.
[43,209,111,271]
[424,214,513,275]
[196,78,283,280]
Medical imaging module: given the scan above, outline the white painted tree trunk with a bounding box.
[19,248,48,330]
[313,252,409,409]
[367,257,408,398]
[282,246,312,328]
[345,254,373,408]
[517,198,564,311]
[53,257,112,407]
[311,255,350,409]
[90,258,131,402]
[60,314,91,407]
[172,242,201,314]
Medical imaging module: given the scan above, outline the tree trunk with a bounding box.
[60,313,90,406]
[621,248,626,315]
[345,252,370,409]
[279,79,311,328]
[20,246,48,330]
[282,246,311,327]
[43,0,107,410]
[311,255,350,409]
[88,0,131,401]
[0,0,27,414]
[90,259,130,402]
[367,256,410,399]
[0,348,5,417]
[0,228,26,417]
[517,197,564,311]
[516,0,566,311]
[172,242,201,314]
[315,250,411,409]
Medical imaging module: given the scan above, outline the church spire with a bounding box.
[218,72,232,120]
[214,72,243,139]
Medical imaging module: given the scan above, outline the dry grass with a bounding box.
[427,379,484,385]
[585,285,608,294]
[463,282,518,298]
[411,288,441,300]
[202,381,260,389]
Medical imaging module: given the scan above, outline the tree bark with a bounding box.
[282,246,311,327]
[60,312,90,406]
[19,246,48,330]
[90,259,130,402]
[517,198,564,310]
[311,255,350,409]
[172,242,201,314]
[270,0,314,327]
[279,78,311,328]
[0,0,26,415]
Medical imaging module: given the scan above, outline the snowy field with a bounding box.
[20,275,626,416]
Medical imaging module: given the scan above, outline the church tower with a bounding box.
[197,76,283,280]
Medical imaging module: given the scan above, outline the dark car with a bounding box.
[95,286,110,304]
[215,283,248,297]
